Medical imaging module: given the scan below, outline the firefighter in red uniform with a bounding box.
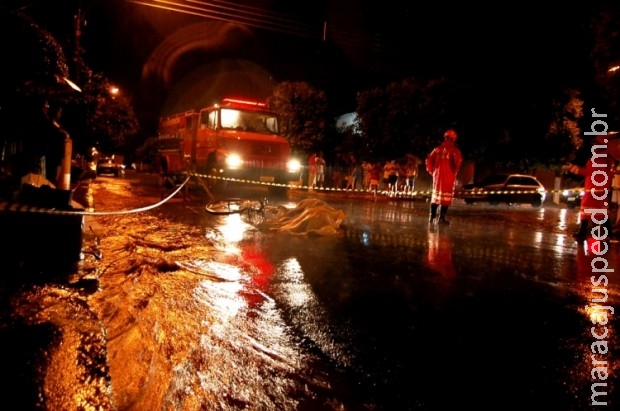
[565,134,616,242]
[425,129,463,225]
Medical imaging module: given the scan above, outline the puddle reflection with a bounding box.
[88,192,620,409]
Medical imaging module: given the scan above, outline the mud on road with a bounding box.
[1,173,353,410]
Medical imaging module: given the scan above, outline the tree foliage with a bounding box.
[355,77,465,160]
[589,5,620,127]
[0,10,71,140]
[0,7,140,164]
[544,88,584,165]
[267,81,328,154]
[354,75,585,171]
[64,74,139,156]
[466,84,585,172]
[0,10,69,97]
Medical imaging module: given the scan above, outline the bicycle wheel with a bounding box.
[205,198,246,214]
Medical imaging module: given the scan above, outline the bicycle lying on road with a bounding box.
[205,198,280,226]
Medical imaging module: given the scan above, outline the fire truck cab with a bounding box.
[158,98,300,189]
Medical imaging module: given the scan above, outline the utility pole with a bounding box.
[72,2,90,86]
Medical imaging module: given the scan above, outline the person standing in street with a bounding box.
[425,129,463,225]
[383,160,399,195]
[369,162,382,196]
[403,155,420,194]
[307,152,317,189]
[315,152,326,189]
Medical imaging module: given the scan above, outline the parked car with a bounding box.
[458,173,546,207]
[560,187,584,208]
[559,174,584,209]
[96,157,124,176]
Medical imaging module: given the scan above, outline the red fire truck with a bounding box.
[157,98,300,188]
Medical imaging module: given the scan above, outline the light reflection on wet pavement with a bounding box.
[1,174,619,410]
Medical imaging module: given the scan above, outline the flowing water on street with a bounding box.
[1,174,619,410]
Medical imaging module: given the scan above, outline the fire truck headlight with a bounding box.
[226,154,243,169]
[287,159,301,173]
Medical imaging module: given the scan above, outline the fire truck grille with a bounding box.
[244,159,286,169]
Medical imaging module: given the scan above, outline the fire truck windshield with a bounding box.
[220,108,278,134]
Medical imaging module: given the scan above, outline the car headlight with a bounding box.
[562,189,569,197]
[225,154,243,169]
[287,159,301,173]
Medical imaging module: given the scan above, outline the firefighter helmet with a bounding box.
[444,129,457,141]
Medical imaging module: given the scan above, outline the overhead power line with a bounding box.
[127,0,386,53]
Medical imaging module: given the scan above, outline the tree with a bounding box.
[469,84,585,172]
[544,88,584,166]
[589,5,620,128]
[1,10,69,89]
[0,9,78,184]
[267,81,328,154]
[354,74,586,171]
[0,6,140,164]
[355,76,466,160]
[63,73,139,156]
[0,10,71,138]
[354,85,388,158]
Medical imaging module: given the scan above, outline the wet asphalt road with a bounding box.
[1,171,619,410]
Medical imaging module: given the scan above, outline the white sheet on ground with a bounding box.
[268,198,346,235]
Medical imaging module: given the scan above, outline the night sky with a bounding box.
[93,2,602,94]
[4,1,617,131]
